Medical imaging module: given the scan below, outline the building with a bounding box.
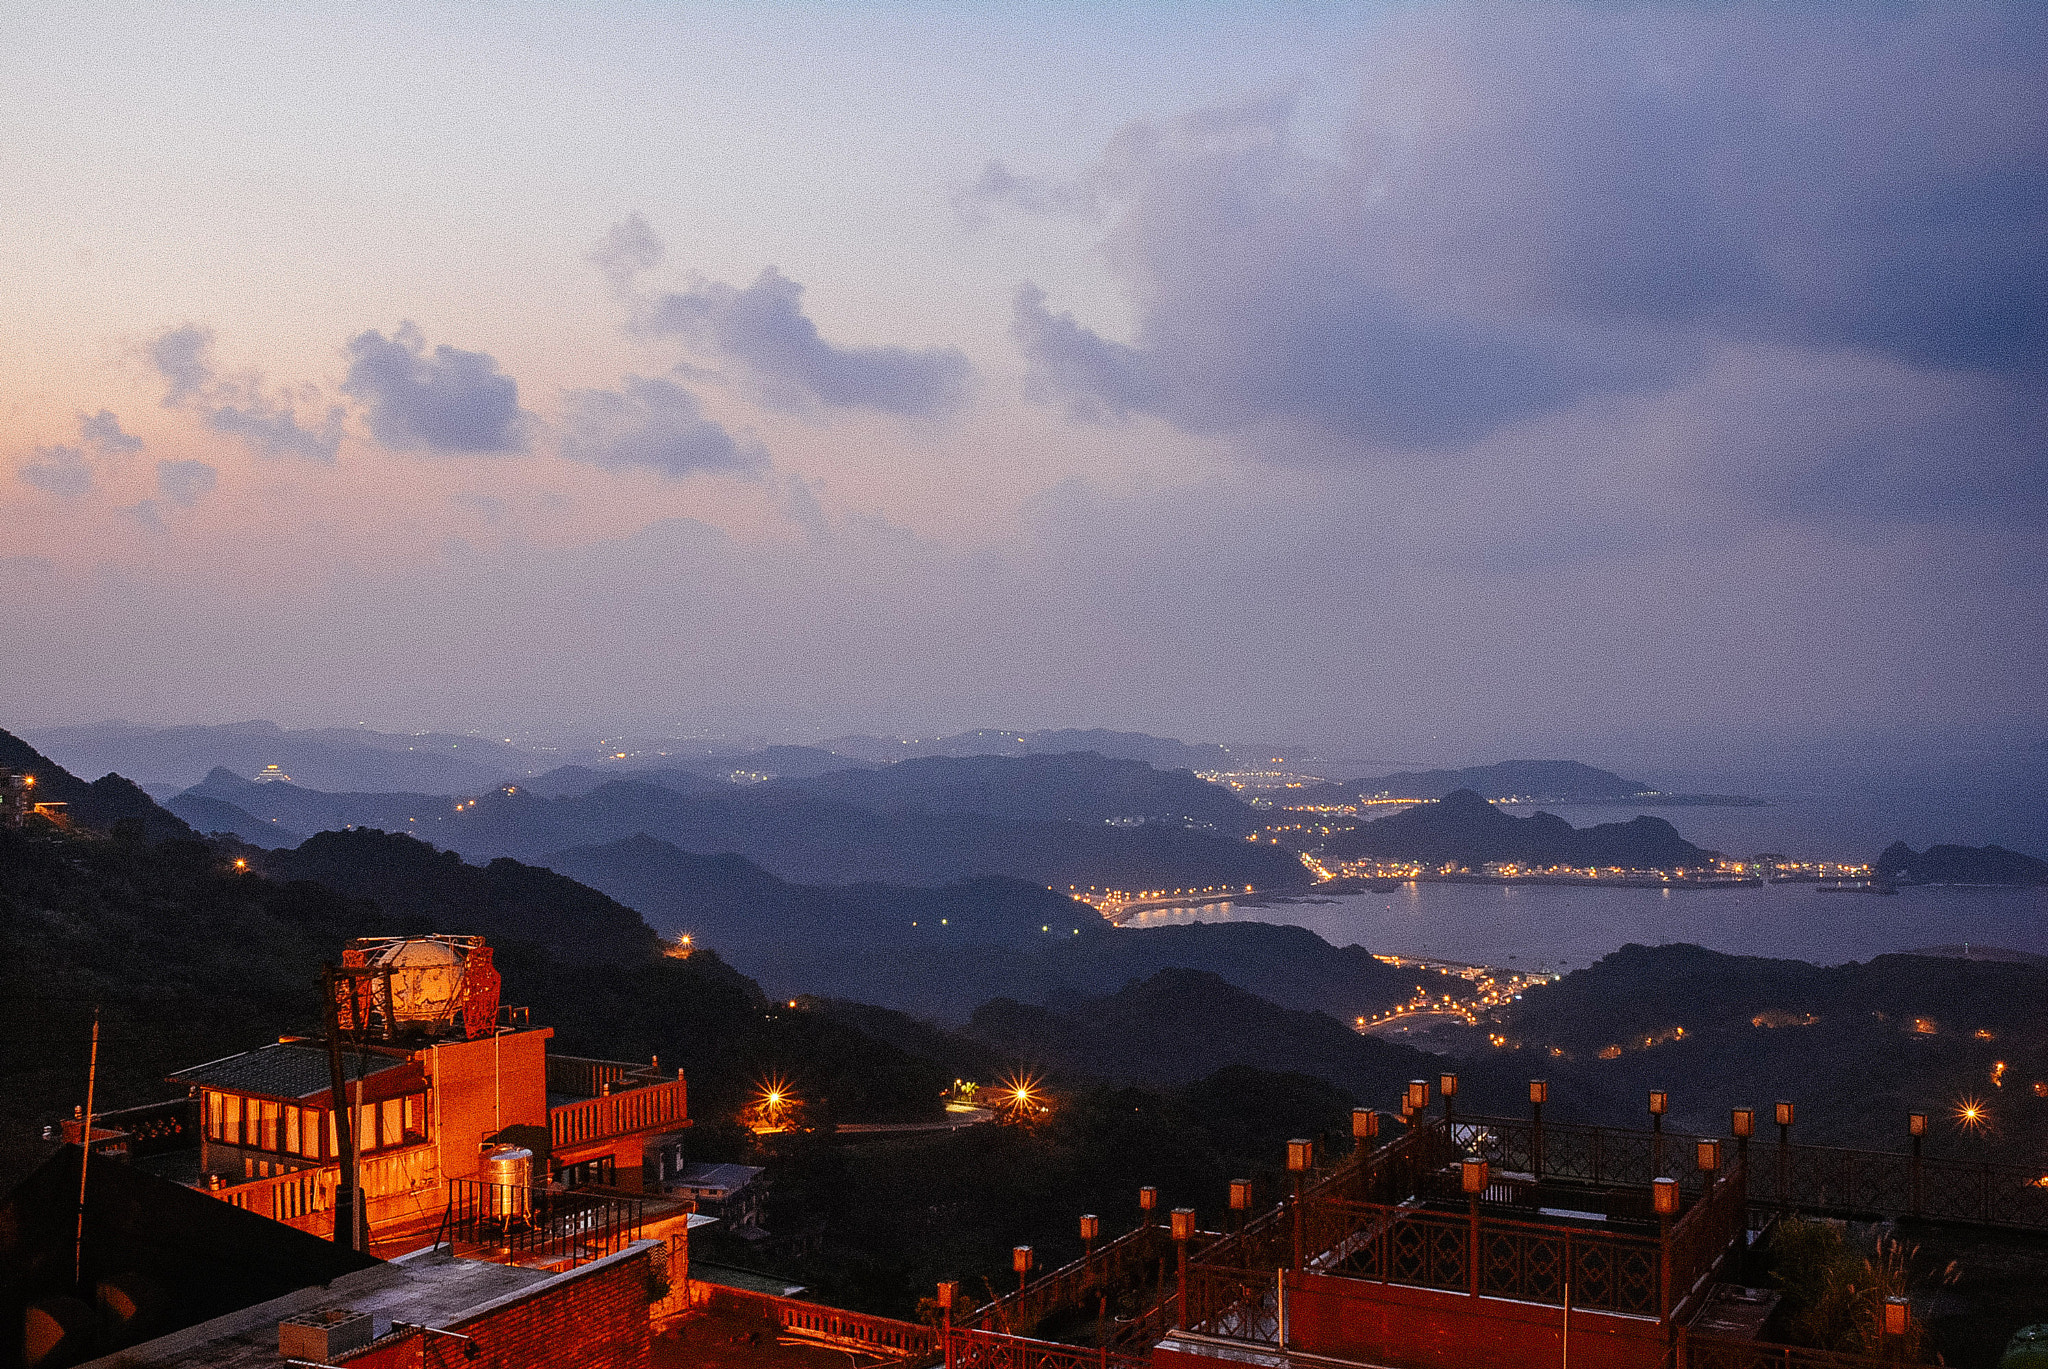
[667,1163,764,1231]
[80,935,690,1253]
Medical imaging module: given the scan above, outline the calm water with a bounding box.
[1120,881,2048,971]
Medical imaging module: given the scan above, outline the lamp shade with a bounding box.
[937,1281,957,1309]
[1139,1186,1158,1211]
[1884,1297,1909,1337]
[1013,1246,1033,1275]
[1440,1073,1459,1098]
[1696,1139,1721,1173]
[1287,1139,1314,1172]
[1909,1112,1927,1138]
[1648,1090,1669,1116]
[1079,1214,1099,1242]
[1229,1179,1252,1211]
[1171,1208,1197,1241]
[1353,1108,1379,1140]
[1731,1106,1755,1138]
[1461,1157,1489,1195]
[1407,1079,1430,1111]
[1775,1101,1795,1128]
[1652,1177,1680,1217]
[1529,1080,1549,1106]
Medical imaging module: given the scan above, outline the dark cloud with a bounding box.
[18,444,92,497]
[559,376,763,478]
[953,160,1096,229]
[156,458,219,507]
[149,324,344,461]
[642,265,972,418]
[342,322,529,454]
[1018,8,2048,458]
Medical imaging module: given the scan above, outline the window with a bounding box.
[284,1106,300,1156]
[227,1095,244,1146]
[358,1103,377,1152]
[380,1098,402,1152]
[259,1101,279,1151]
[327,1111,338,1159]
[206,1092,224,1141]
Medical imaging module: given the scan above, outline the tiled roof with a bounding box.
[169,1043,422,1105]
[674,1162,763,1197]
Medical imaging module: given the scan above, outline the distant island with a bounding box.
[1289,758,1765,808]
[1317,787,1715,874]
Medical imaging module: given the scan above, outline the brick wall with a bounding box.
[344,1244,654,1369]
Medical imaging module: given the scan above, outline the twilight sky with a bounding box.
[4,1,2044,761]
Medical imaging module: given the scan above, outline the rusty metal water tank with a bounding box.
[368,937,468,1030]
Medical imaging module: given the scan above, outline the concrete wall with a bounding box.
[1282,1272,1668,1369]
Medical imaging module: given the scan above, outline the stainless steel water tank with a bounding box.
[480,1144,533,1218]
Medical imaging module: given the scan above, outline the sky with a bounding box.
[3,1,2044,766]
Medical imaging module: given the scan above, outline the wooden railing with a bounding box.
[1682,1330,1926,1369]
[960,1220,1173,1338]
[215,1164,334,1231]
[551,1076,688,1151]
[695,1283,938,1358]
[948,1326,1148,1369]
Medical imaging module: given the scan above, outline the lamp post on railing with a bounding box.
[1013,1245,1033,1297]
[937,1280,956,1369]
[1530,1080,1549,1181]
[1441,1073,1459,1126]
[1775,1101,1795,1205]
[1172,1207,1196,1329]
[1908,1112,1926,1217]
[1353,1107,1378,1153]
[1138,1185,1157,1225]
[1229,1179,1251,1236]
[1731,1106,1754,1190]
[1649,1089,1668,1177]
[1462,1157,1488,1297]
[1080,1212,1099,1260]
[1653,1177,1679,1323]
[1696,1137,1721,1189]
[1287,1138,1313,1271]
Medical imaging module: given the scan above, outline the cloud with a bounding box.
[80,410,143,457]
[342,322,529,453]
[559,376,763,478]
[156,458,219,507]
[587,211,665,292]
[149,324,344,461]
[1015,7,2048,456]
[18,444,93,497]
[952,160,1096,229]
[640,263,972,418]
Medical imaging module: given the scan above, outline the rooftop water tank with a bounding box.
[480,1144,534,1220]
[368,937,468,1030]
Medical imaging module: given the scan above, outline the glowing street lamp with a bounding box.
[1013,1245,1033,1295]
[1287,1139,1313,1270]
[1406,1079,1431,1114]
[1530,1080,1549,1180]
[1439,1073,1459,1124]
[1775,1101,1794,1205]
[1139,1185,1158,1217]
[1352,1108,1378,1146]
[1171,1209,1196,1328]
[1462,1157,1489,1296]
[1079,1213,1099,1259]
[1883,1296,1910,1339]
[1696,1138,1722,1179]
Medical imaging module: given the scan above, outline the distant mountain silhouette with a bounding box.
[193,762,1306,892]
[0,727,193,842]
[769,752,1255,829]
[821,728,1231,771]
[1300,759,1649,804]
[29,719,537,792]
[166,792,304,847]
[549,834,1451,1022]
[1320,787,1711,868]
[1875,840,2048,886]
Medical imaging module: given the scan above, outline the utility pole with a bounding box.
[75,1010,100,1290]
[322,967,365,1252]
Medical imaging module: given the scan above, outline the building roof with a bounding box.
[674,1162,763,1197]
[168,1042,425,1105]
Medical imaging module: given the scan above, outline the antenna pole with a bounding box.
[75,1010,100,1290]
[323,967,363,1251]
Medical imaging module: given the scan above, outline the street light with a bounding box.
[1080,1213,1099,1259]
[1407,1079,1431,1113]
[1696,1138,1722,1178]
[1013,1245,1033,1296]
[1530,1080,1549,1180]
[1440,1073,1459,1124]
[1229,1179,1252,1212]
[1909,1112,1927,1217]
[1883,1296,1910,1339]
[936,1280,957,1349]
[1139,1185,1158,1217]
[1649,1089,1669,1174]
[1775,1101,1794,1205]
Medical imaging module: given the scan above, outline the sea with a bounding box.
[1120,782,2047,971]
[1120,881,2048,973]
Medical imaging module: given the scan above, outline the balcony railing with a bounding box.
[436,1178,644,1268]
[960,1219,1176,1342]
[550,1076,687,1151]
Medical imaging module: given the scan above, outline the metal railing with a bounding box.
[550,1076,688,1151]
[1682,1330,1920,1369]
[1463,1113,2048,1231]
[435,1178,644,1267]
[947,1326,1149,1369]
[958,1221,1171,1336]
